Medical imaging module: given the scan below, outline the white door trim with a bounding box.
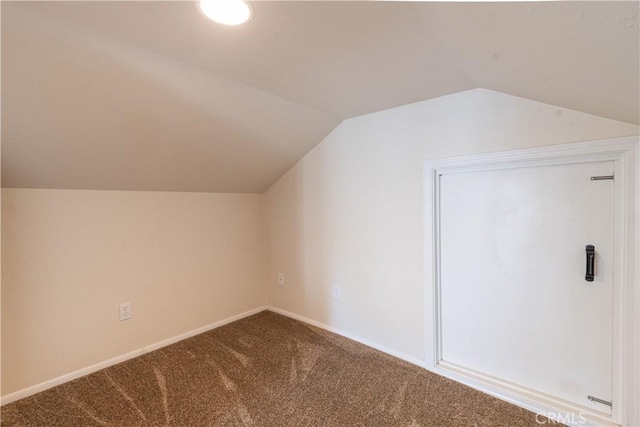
[424,136,639,427]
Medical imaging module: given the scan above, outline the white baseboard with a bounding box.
[265,306,425,368]
[2,305,424,407]
[432,361,620,427]
[0,306,268,406]
[2,303,629,426]
[267,307,625,426]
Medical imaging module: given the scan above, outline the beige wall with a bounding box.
[264,88,639,362]
[1,189,265,395]
[2,88,638,399]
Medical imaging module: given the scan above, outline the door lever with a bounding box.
[585,245,595,282]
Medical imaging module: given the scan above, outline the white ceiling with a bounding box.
[2,1,638,192]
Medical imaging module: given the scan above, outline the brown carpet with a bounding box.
[1,311,551,426]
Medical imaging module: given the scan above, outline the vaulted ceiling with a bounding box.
[2,1,638,192]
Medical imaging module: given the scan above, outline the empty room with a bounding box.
[1,0,639,426]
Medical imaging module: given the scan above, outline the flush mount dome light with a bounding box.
[199,0,252,26]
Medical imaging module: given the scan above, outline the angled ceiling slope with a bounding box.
[2,1,638,193]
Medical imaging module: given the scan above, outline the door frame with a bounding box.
[423,136,639,427]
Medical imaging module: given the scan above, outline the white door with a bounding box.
[439,160,615,414]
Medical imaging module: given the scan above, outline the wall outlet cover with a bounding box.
[119,302,132,321]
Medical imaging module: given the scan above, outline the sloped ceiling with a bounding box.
[2,1,638,193]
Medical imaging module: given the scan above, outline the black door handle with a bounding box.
[585,245,595,282]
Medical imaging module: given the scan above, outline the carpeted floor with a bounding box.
[2,311,551,426]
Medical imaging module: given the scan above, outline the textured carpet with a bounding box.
[2,311,550,426]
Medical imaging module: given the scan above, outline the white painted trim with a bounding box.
[266,306,425,368]
[0,306,268,406]
[424,136,639,427]
[1,305,426,407]
[432,361,619,427]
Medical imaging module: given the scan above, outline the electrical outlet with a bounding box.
[119,302,132,321]
[278,273,285,287]
[333,286,341,300]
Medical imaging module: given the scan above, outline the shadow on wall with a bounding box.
[1,3,340,192]
[264,122,423,340]
[265,140,341,326]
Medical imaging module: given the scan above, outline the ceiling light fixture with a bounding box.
[199,0,253,26]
